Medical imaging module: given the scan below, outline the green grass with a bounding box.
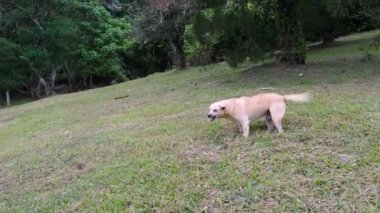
[1,30,380,212]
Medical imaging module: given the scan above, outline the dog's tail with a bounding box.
[283,92,312,103]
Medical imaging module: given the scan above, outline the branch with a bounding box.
[16,6,43,30]
[29,16,43,30]
[16,88,28,94]
[101,0,122,12]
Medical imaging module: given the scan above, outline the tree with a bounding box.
[122,41,172,79]
[327,0,380,32]
[67,1,132,90]
[276,0,306,64]
[0,38,28,106]
[135,0,199,69]
[0,0,52,98]
[0,0,133,97]
[190,0,278,66]
[298,0,380,46]
[299,0,340,43]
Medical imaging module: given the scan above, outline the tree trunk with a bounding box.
[277,0,306,65]
[24,82,42,99]
[64,61,77,92]
[170,40,186,69]
[31,84,42,99]
[125,70,134,80]
[39,77,50,96]
[89,76,94,88]
[21,57,53,98]
[83,76,87,88]
[6,89,10,106]
[49,64,57,95]
[322,32,334,44]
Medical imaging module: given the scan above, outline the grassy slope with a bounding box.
[1,31,380,212]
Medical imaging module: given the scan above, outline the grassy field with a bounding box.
[1,31,380,212]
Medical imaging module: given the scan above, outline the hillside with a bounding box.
[1,30,380,212]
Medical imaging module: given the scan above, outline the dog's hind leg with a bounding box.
[237,122,243,133]
[270,102,286,133]
[265,111,275,132]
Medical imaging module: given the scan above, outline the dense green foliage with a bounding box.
[0,0,132,100]
[0,0,379,105]
[300,0,380,43]
[189,1,278,66]
[0,38,27,92]
[188,0,380,66]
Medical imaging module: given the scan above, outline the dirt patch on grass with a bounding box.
[0,166,8,193]
[0,114,15,129]
[200,189,223,212]
[0,115,14,123]
[179,144,222,163]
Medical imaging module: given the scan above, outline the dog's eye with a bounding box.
[213,109,217,112]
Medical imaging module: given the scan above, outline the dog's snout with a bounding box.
[207,114,216,121]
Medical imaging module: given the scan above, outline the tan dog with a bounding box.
[207,92,311,138]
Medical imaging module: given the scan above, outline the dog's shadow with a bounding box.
[207,119,283,146]
[210,121,269,144]
[233,121,270,134]
[249,122,269,132]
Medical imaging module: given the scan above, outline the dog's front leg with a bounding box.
[239,119,250,138]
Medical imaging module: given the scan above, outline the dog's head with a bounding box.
[207,102,226,121]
